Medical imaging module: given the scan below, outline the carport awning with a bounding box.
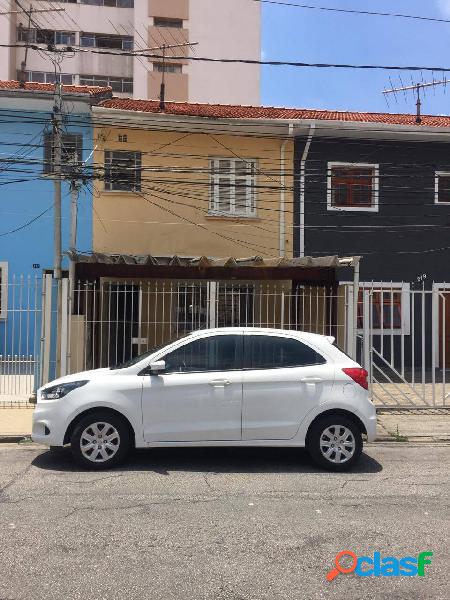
[70,252,360,285]
[69,252,360,269]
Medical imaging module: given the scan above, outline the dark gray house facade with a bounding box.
[293,112,450,371]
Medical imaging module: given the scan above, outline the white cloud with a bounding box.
[438,0,450,18]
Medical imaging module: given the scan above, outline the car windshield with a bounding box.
[111,344,168,370]
[111,336,191,369]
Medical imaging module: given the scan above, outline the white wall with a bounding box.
[0,0,15,80]
[8,1,134,80]
[0,0,261,105]
[188,0,261,105]
[132,0,153,100]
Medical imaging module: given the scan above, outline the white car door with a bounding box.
[142,333,243,442]
[242,333,335,440]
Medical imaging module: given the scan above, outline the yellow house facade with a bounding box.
[91,100,294,259]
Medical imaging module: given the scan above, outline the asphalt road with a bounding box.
[0,443,448,600]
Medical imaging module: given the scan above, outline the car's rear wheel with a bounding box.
[70,412,130,469]
[306,415,362,471]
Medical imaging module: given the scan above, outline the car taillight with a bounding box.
[342,367,368,390]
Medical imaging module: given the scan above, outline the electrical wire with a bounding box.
[249,0,450,25]
[6,42,450,74]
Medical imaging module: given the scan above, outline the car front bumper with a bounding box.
[31,400,69,447]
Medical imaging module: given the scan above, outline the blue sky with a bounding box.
[261,0,450,114]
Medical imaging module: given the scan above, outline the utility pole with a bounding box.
[52,72,63,377]
[69,154,81,287]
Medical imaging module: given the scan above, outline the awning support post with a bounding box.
[352,257,361,360]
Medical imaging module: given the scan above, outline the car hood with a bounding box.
[39,368,118,390]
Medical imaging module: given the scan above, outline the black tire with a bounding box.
[70,411,131,470]
[306,414,363,472]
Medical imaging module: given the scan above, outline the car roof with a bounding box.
[187,327,333,344]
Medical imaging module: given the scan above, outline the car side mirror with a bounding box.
[146,360,166,375]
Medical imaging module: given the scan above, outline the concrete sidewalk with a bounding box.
[1,407,450,443]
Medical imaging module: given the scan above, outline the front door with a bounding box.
[242,333,335,440]
[142,333,243,442]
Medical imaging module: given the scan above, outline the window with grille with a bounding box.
[153,63,183,74]
[80,32,133,50]
[216,284,254,327]
[435,172,450,204]
[354,284,410,334]
[19,71,74,85]
[174,283,209,334]
[43,133,83,175]
[79,75,133,93]
[209,158,257,217]
[173,282,255,334]
[17,28,76,45]
[154,17,183,28]
[80,0,134,7]
[104,150,142,192]
[0,262,8,320]
[328,162,379,211]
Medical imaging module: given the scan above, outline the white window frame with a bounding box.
[344,281,410,335]
[327,161,379,213]
[434,171,450,205]
[209,157,257,218]
[0,262,8,320]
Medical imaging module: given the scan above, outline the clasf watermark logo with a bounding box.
[327,550,433,580]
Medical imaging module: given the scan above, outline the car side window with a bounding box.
[162,335,242,374]
[244,335,326,370]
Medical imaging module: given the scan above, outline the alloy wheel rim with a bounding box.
[319,425,355,464]
[80,422,120,463]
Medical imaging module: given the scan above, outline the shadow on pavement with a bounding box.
[31,446,383,475]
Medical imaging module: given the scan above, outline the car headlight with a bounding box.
[41,380,89,400]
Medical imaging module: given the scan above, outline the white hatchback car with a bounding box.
[32,328,376,471]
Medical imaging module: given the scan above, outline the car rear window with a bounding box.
[244,335,326,370]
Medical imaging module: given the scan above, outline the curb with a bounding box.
[375,435,450,443]
[0,435,29,443]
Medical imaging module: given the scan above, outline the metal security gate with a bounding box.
[68,280,345,374]
[0,274,58,406]
[357,284,449,408]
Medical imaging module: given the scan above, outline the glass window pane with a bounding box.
[163,335,241,373]
[218,178,231,212]
[331,166,375,207]
[246,336,325,370]
[438,175,450,203]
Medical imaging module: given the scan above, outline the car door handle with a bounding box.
[209,379,232,387]
[299,377,324,383]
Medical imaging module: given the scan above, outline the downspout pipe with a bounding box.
[279,122,294,257]
[299,122,315,257]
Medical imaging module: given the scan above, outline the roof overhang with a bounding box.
[293,119,450,141]
[92,106,297,137]
[92,105,450,141]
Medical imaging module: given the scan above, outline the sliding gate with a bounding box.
[358,284,449,408]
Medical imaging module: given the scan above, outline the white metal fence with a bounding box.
[1,275,449,409]
[358,284,449,408]
[0,275,49,406]
[68,280,346,374]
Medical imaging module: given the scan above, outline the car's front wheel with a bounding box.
[306,415,363,471]
[70,411,130,469]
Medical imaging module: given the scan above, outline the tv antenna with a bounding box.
[142,42,198,110]
[383,77,448,124]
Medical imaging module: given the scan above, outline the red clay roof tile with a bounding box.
[0,80,112,97]
[98,97,450,128]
